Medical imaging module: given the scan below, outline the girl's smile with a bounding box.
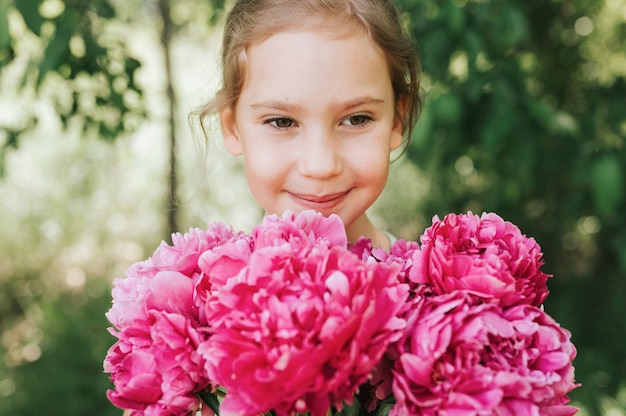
[286,190,352,213]
[219,26,404,247]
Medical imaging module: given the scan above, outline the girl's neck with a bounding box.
[346,214,391,252]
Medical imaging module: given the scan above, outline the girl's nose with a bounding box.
[297,129,343,179]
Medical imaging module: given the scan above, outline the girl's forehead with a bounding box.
[238,28,393,106]
[250,15,369,48]
[244,27,387,77]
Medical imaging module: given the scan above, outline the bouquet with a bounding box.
[104,210,579,415]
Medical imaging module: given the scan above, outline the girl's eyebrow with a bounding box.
[249,97,386,113]
[337,97,386,111]
[250,101,302,113]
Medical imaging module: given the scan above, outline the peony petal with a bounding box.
[145,271,194,316]
[399,353,434,386]
[536,352,571,372]
[325,270,351,300]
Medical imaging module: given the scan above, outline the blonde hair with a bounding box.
[198,0,422,148]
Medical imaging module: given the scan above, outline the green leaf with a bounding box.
[421,28,455,75]
[508,131,535,180]
[411,104,434,155]
[0,129,20,177]
[37,28,72,85]
[432,92,462,124]
[5,128,18,148]
[198,391,221,415]
[480,98,513,155]
[373,396,395,416]
[98,121,119,140]
[125,56,142,91]
[0,0,10,51]
[612,231,626,274]
[37,39,69,84]
[465,73,487,104]
[463,30,483,59]
[334,397,361,416]
[590,154,624,218]
[490,3,528,51]
[93,0,115,19]
[526,98,556,129]
[82,33,108,73]
[442,0,465,33]
[14,0,44,35]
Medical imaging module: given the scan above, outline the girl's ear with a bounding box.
[390,97,408,150]
[219,107,243,156]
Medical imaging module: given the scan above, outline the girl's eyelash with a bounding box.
[263,114,374,130]
[264,117,296,130]
[342,114,374,127]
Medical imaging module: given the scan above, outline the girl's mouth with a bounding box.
[287,191,350,211]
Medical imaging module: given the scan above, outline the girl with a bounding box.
[123,0,421,414]
[200,0,422,252]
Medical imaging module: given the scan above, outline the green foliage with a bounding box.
[0,0,12,63]
[0,1,227,414]
[0,0,145,174]
[0,289,119,416]
[401,0,626,413]
[0,127,171,415]
[591,154,624,218]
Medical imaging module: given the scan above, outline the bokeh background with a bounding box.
[1,0,625,414]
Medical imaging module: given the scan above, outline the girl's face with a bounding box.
[220,27,403,242]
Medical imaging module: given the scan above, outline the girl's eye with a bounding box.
[265,117,295,129]
[342,115,372,126]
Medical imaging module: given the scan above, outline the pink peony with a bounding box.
[197,212,408,416]
[105,271,213,415]
[106,274,154,331]
[391,290,578,416]
[348,236,374,261]
[353,240,427,412]
[150,223,241,276]
[373,239,422,293]
[103,209,578,416]
[412,211,551,307]
[104,223,245,415]
[253,210,348,250]
[106,224,243,330]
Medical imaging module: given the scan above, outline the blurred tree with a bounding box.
[0,0,144,169]
[399,0,626,413]
[152,0,226,235]
[1,3,147,413]
[0,0,228,234]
